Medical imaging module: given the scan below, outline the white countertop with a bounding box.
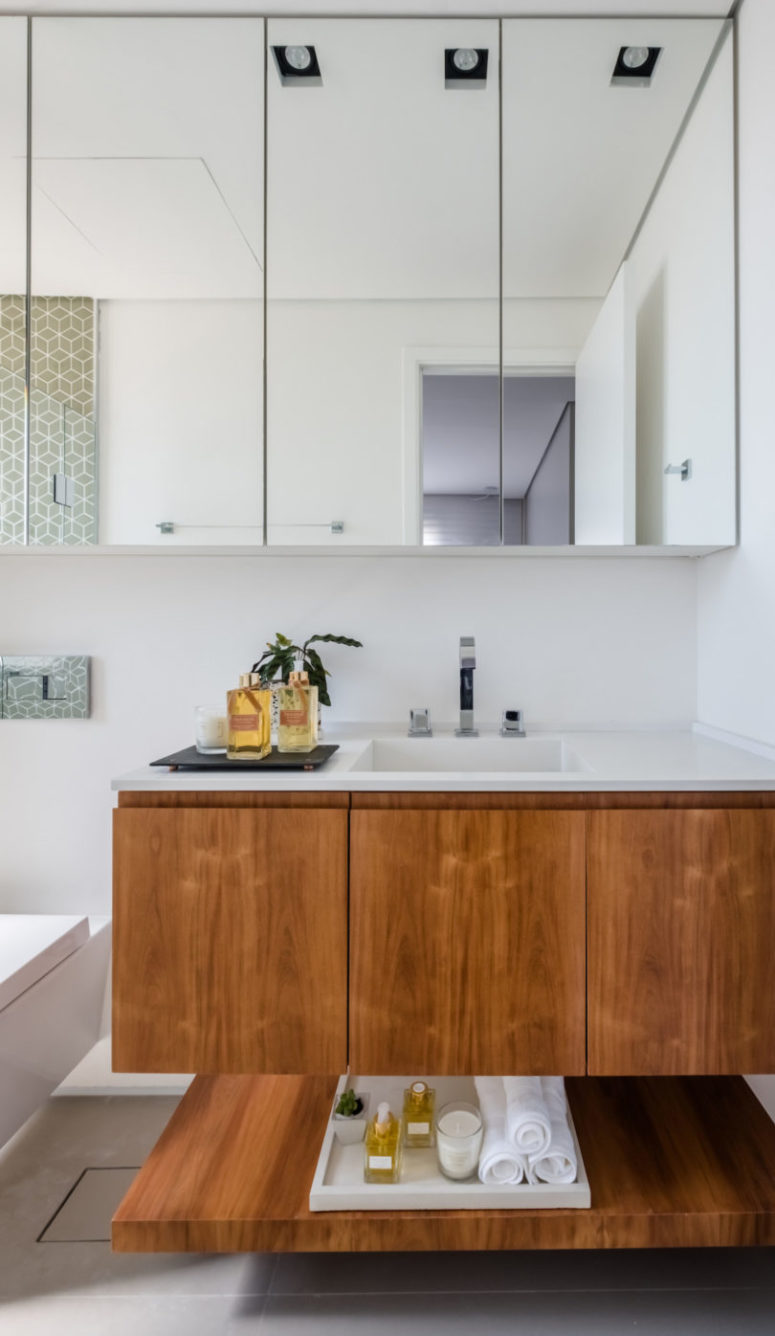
[112,724,775,793]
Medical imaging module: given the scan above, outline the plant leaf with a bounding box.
[304,648,331,706]
[305,633,363,649]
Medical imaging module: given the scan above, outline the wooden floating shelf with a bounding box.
[112,1075,775,1253]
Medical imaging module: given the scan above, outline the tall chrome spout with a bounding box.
[456,636,478,736]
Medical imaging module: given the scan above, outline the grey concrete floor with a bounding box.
[1,1094,774,1334]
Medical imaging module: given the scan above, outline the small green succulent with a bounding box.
[335,1088,363,1117]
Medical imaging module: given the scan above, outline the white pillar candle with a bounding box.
[194,705,228,753]
[435,1102,483,1181]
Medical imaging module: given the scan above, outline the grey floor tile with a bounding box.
[270,1247,775,1296]
[40,1167,140,1242]
[0,1294,266,1336]
[253,1288,775,1335]
[0,1095,180,1253]
[0,1095,275,1302]
[0,1242,273,1303]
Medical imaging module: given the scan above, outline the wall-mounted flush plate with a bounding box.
[0,656,91,719]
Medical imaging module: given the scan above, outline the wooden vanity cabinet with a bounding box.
[112,795,348,1074]
[349,801,586,1075]
[112,789,775,1256]
[587,807,775,1075]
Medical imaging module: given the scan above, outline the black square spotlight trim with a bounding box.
[611,45,661,86]
[445,48,489,89]
[272,45,322,85]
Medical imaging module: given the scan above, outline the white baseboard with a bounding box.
[55,1036,193,1097]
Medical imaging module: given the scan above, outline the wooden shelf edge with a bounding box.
[112,1074,775,1254]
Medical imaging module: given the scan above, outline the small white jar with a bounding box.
[194,704,228,754]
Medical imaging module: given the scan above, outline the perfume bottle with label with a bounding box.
[276,669,319,753]
[363,1101,402,1184]
[402,1080,436,1148]
[226,673,271,760]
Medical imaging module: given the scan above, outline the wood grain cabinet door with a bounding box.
[113,807,348,1074]
[588,810,775,1075]
[349,809,586,1075]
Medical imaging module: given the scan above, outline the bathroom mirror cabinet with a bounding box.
[0,15,735,551]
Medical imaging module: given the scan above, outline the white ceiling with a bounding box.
[268,17,499,301]
[32,158,262,300]
[0,13,731,301]
[2,17,264,297]
[502,19,724,297]
[0,19,27,290]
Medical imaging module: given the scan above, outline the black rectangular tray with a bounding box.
[150,744,339,771]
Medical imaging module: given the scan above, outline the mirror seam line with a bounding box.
[498,16,504,549]
[262,16,268,548]
[23,16,32,547]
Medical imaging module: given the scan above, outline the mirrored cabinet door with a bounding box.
[31,18,264,545]
[266,18,499,546]
[502,17,735,547]
[0,19,30,546]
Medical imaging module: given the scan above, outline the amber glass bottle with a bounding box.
[364,1102,402,1184]
[226,673,271,759]
[402,1080,436,1148]
[276,670,319,753]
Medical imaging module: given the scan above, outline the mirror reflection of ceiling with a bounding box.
[423,373,575,498]
[269,17,723,303]
[3,14,726,304]
[502,20,722,298]
[0,18,28,292]
[268,18,499,302]
[29,18,263,300]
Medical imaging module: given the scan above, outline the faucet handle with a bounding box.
[408,707,433,737]
[500,709,526,737]
[459,636,476,669]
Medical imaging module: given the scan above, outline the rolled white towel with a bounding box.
[474,1077,525,1185]
[503,1076,552,1159]
[529,1077,578,1185]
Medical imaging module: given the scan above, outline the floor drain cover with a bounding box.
[39,1167,139,1243]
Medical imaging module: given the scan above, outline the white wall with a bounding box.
[629,31,736,546]
[0,552,696,915]
[99,300,263,544]
[574,267,635,545]
[267,297,597,545]
[698,0,775,747]
[696,0,775,1115]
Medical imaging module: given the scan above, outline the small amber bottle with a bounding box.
[402,1080,436,1148]
[226,673,271,760]
[364,1101,402,1184]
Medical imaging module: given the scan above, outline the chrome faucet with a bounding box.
[455,636,478,736]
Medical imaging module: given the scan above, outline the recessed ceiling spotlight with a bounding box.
[611,45,661,86]
[285,45,312,71]
[272,45,322,85]
[453,48,479,73]
[445,48,489,89]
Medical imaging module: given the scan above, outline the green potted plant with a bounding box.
[251,632,363,709]
[332,1086,370,1145]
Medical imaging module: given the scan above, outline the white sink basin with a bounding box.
[350,737,590,774]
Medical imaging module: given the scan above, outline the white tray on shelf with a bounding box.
[309,1075,591,1212]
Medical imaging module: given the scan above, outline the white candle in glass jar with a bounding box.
[435,1102,483,1181]
[194,705,228,753]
